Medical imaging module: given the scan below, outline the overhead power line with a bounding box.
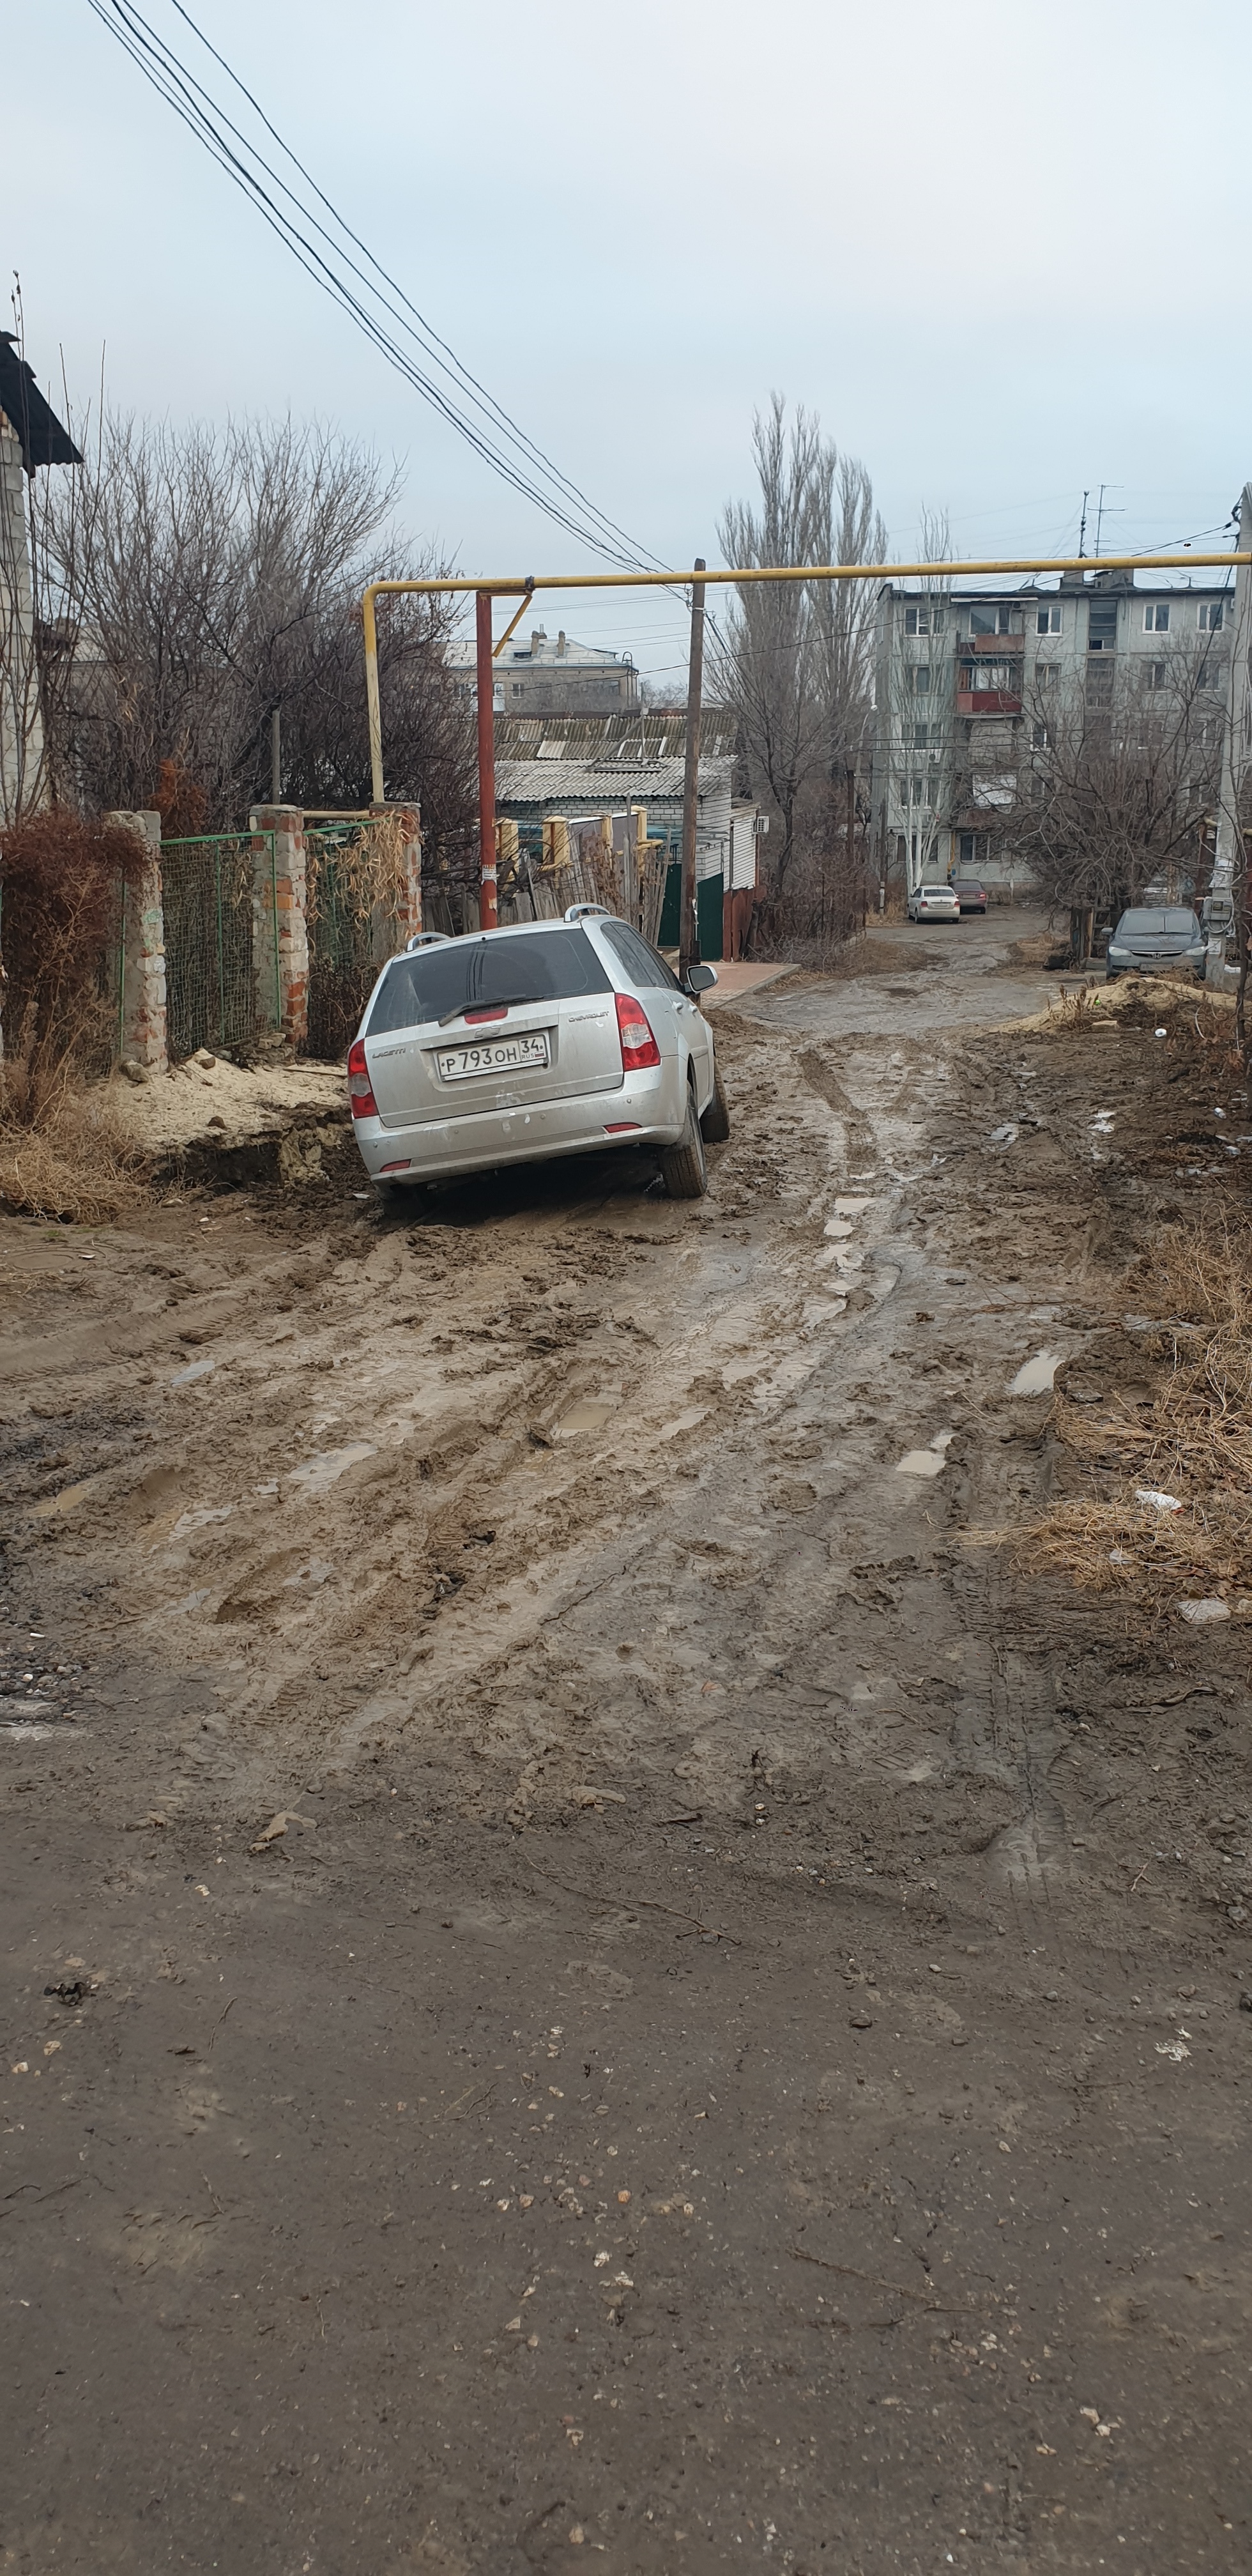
[84,0,670,576]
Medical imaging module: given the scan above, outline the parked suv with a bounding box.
[347,908,729,1200]
[1104,907,1207,982]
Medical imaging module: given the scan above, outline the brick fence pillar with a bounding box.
[108,809,167,1069]
[249,803,308,1046]
[369,801,422,963]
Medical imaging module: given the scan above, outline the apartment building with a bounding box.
[449,624,640,718]
[870,569,1232,889]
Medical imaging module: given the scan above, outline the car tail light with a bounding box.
[347,1038,378,1119]
[615,992,660,1070]
[464,1005,508,1024]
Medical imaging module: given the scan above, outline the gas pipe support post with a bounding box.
[476,589,498,930]
[678,558,706,979]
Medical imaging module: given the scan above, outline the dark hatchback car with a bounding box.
[1105,906,1207,982]
[950,878,988,914]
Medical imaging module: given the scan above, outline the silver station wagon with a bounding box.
[347,907,729,1201]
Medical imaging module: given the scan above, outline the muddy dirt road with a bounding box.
[3,908,1251,2574]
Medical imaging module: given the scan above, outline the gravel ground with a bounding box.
[3,908,1250,2574]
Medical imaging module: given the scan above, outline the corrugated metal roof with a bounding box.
[494,709,737,764]
[0,335,83,471]
[497,754,733,804]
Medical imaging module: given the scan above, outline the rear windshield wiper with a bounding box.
[438,990,547,1027]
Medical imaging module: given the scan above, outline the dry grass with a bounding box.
[0,1078,153,1227]
[986,1220,1252,1610]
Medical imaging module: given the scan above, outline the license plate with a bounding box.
[434,1031,551,1081]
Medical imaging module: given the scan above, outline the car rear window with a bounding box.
[600,921,680,991]
[366,929,613,1035]
[952,879,984,892]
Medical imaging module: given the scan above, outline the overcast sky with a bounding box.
[9,0,1250,682]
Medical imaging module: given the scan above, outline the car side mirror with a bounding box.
[683,963,718,995]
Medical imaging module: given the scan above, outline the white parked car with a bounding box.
[347,907,729,1201]
[906,881,961,923]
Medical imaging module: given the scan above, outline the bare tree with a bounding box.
[809,453,887,793]
[1004,637,1225,922]
[717,397,885,906]
[42,415,475,847]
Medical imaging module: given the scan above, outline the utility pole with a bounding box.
[270,705,281,804]
[475,588,498,930]
[1209,480,1252,990]
[678,558,706,979]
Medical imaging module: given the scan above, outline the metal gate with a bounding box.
[305,824,378,1061]
[160,832,279,1060]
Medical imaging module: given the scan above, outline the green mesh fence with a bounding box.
[160,833,278,1060]
[306,827,378,1061]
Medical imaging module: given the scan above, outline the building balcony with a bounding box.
[963,630,1026,653]
[956,689,1023,717]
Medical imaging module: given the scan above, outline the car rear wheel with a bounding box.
[660,1085,708,1198]
[699,1059,731,1145]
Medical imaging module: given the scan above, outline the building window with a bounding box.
[1143,602,1170,633]
[1038,661,1060,689]
[1147,659,1168,691]
[968,603,1019,637]
[1198,601,1225,632]
[913,721,929,747]
[1032,719,1050,749]
[1036,604,1062,636]
[912,664,931,695]
[905,604,945,636]
[1199,716,1223,750]
[1088,600,1118,650]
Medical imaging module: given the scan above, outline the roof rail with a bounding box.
[563,903,613,922]
[406,930,453,951]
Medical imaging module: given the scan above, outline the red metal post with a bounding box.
[475,589,498,930]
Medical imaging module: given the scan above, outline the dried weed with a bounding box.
[972,1220,1252,1610]
[0,1078,152,1226]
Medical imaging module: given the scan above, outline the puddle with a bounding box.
[823,1217,854,1241]
[897,1430,954,1478]
[803,1297,847,1330]
[722,1358,768,1386]
[171,1358,215,1387]
[30,1476,107,1520]
[835,1196,873,1215]
[285,1442,378,1495]
[555,1400,617,1437]
[659,1405,710,1441]
[1009,1349,1061,1397]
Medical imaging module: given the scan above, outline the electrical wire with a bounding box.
[83,0,672,575]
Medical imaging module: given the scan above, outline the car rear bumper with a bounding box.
[351,1072,687,1183]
